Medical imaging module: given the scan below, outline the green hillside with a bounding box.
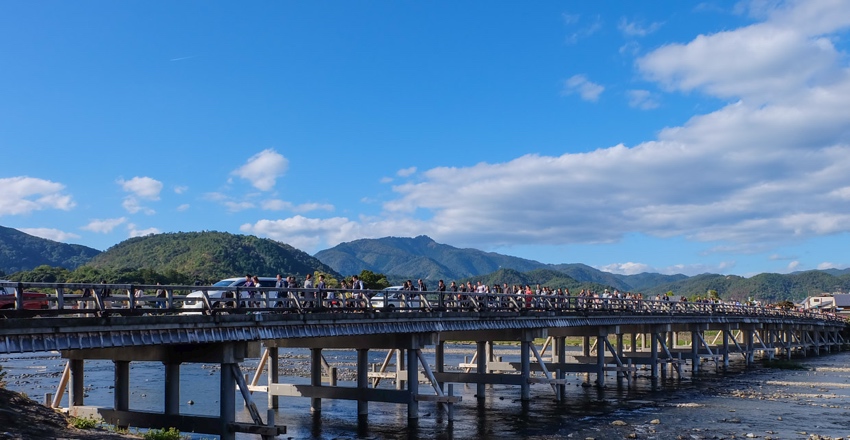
[0,226,100,274]
[87,231,340,282]
[315,235,549,281]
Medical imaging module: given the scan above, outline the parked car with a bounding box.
[370,287,421,310]
[0,281,49,310]
[182,276,279,311]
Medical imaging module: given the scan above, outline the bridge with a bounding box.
[0,281,846,439]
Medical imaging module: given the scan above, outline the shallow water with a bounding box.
[3,345,849,439]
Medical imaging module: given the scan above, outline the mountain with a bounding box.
[0,226,100,275]
[88,231,340,282]
[314,235,550,281]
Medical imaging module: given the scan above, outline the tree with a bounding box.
[359,270,390,290]
[314,271,340,288]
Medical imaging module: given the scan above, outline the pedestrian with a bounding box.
[303,273,315,309]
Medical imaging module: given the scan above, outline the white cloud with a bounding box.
[563,14,603,44]
[786,260,802,272]
[561,75,604,102]
[599,261,732,276]
[817,262,847,270]
[397,167,417,177]
[176,204,190,212]
[635,5,849,103]
[174,185,188,194]
[19,227,80,242]
[618,17,663,37]
[117,177,162,214]
[127,224,160,238]
[118,177,163,200]
[232,149,289,191]
[122,197,155,215]
[224,201,255,212]
[82,217,127,234]
[626,89,660,109]
[0,177,75,215]
[599,262,654,275]
[261,199,334,213]
[241,215,426,252]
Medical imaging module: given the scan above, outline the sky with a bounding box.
[2,1,850,278]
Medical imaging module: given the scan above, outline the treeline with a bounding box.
[3,264,392,291]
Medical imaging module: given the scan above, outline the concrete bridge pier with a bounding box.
[164,361,180,416]
[69,358,85,407]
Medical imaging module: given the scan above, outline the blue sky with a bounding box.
[2,1,850,277]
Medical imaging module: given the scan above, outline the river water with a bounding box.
[2,344,849,439]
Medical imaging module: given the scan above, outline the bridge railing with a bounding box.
[0,281,845,324]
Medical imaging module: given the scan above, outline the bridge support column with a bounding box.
[435,341,445,393]
[268,347,279,409]
[745,327,755,366]
[615,333,624,381]
[650,328,659,380]
[521,336,531,400]
[407,341,419,421]
[69,358,85,407]
[220,362,237,440]
[114,360,129,413]
[596,329,607,388]
[164,361,180,416]
[476,341,486,400]
[691,329,700,375]
[722,326,730,369]
[396,349,406,390]
[556,336,566,399]
[764,328,775,360]
[357,348,369,418]
[311,348,322,414]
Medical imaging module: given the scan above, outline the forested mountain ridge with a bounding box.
[3,226,849,302]
[87,231,340,282]
[0,226,100,275]
[314,235,550,281]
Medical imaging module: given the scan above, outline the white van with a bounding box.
[182,277,279,311]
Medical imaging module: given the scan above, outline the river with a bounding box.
[2,344,848,439]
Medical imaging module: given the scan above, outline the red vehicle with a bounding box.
[0,287,49,310]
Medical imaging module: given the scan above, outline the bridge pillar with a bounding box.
[595,328,607,388]
[268,347,279,409]
[69,358,85,407]
[407,340,419,420]
[357,348,369,417]
[615,333,624,381]
[114,360,130,413]
[691,329,700,375]
[764,327,775,360]
[396,349,406,390]
[745,327,755,365]
[476,341,486,400]
[556,336,566,399]
[521,333,531,399]
[219,362,237,440]
[164,361,180,415]
[650,328,659,380]
[435,341,445,393]
[310,348,322,414]
[722,326,730,369]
